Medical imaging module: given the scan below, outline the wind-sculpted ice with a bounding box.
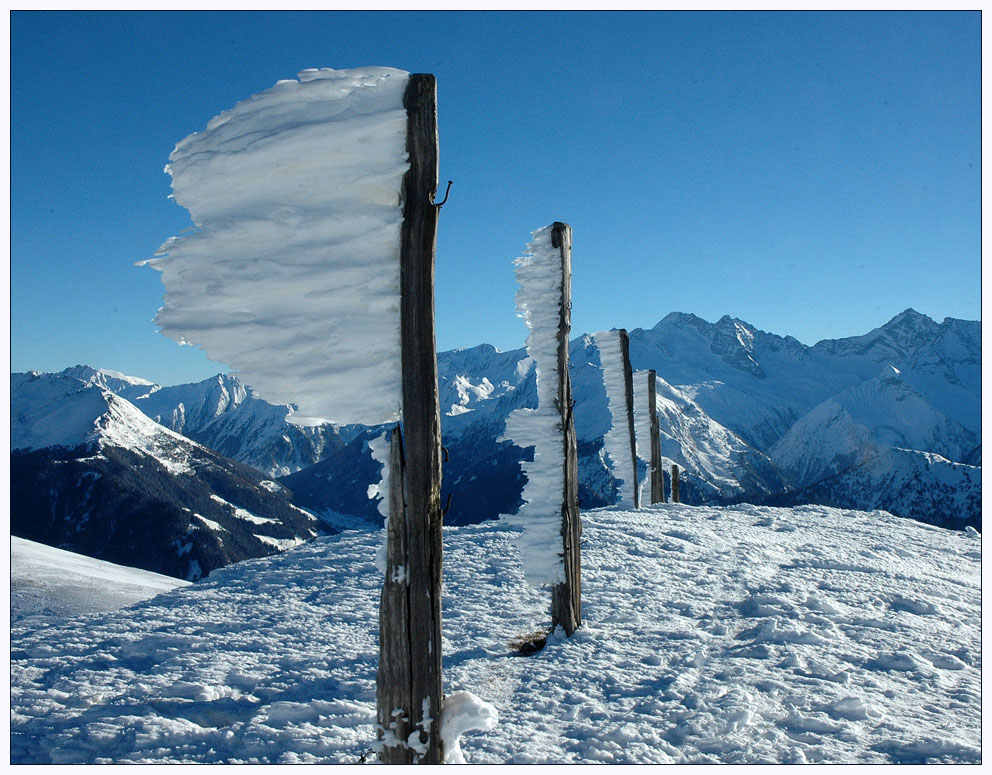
[142,67,410,426]
[501,226,567,586]
[632,370,655,504]
[594,330,637,504]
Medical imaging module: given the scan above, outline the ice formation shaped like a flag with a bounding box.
[142,67,410,426]
[594,330,637,505]
[501,226,567,587]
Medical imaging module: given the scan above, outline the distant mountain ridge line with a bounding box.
[12,308,981,539]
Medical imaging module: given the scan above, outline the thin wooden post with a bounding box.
[646,370,664,504]
[550,222,581,636]
[671,464,680,504]
[617,329,640,509]
[377,425,410,754]
[376,73,444,765]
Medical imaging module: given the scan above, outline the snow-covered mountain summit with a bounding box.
[12,369,196,472]
[10,503,981,763]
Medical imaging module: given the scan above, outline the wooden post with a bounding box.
[376,73,444,765]
[550,222,581,637]
[617,329,640,509]
[646,370,664,504]
[671,464,680,504]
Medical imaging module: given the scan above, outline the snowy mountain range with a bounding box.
[10,309,980,579]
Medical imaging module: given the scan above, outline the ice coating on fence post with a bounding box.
[141,67,410,426]
[633,370,654,506]
[594,330,637,505]
[501,226,566,587]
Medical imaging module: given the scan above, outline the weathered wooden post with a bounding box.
[619,329,640,509]
[671,464,680,504]
[550,222,581,636]
[594,328,639,508]
[646,370,665,504]
[376,73,445,765]
[502,222,582,638]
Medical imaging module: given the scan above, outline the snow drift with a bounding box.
[142,67,410,426]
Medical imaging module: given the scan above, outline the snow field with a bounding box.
[142,67,410,426]
[10,503,980,763]
[11,537,191,623]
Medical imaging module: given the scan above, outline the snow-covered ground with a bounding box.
[10,504,981,764]
[10,537,190,623]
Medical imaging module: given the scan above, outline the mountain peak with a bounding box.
[61,365,156,388]
[884,308,937,331]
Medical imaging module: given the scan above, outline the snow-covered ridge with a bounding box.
[10,503,981,763]
[143,66,410,426]
[11,371,196,473]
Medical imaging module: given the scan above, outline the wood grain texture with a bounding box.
[550,222,582,637]
[647,370,664,504]
[376,73,444,765]
[618,329,640,510]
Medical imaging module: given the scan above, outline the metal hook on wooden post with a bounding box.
[432,180,453,208]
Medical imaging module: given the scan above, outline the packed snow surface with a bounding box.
[142,66,410,426]
[11,537,190,623]
[10,504,980,764]
[501,225,567,586]
[594,330,638,504]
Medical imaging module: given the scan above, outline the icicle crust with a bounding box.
[142,67,410,426]
[595,330,637,505]
[501,226,567,587]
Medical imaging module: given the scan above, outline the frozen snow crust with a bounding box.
[144,67,410,426]
[10,503,980,764]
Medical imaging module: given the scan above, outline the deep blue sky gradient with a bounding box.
[11,11,981,385]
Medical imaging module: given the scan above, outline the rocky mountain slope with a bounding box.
[11,370,326,580]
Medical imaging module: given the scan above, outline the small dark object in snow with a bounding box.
[511,631,549,656]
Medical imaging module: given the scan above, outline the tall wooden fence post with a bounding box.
[376,73,444,765]
[646,370,664,504]
[618,329,640,509]
[671,464,680,504]
[550,222,581,636]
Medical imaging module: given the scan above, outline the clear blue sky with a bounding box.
[11,10,981,386]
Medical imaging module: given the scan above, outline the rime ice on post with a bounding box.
[141,67,410,426]
[594,329,640,508]
[632,370,653,506]
[502,223,581,635]
[144,67,447,764]
[634,369,664,504]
